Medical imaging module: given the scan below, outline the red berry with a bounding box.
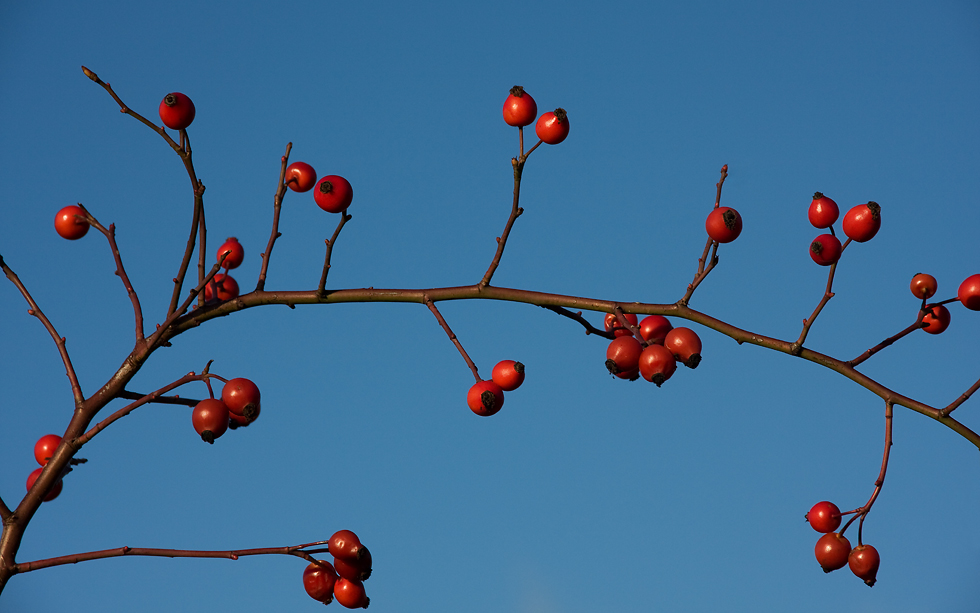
[158,92,196,130]
[806,501,841,533]
[333,577,370,609]
[191,398,229,444]
[637,344,677,386]
[808,192,839,228]
[605,336,643,377]
[604,313,638,338]
[329,530,366,563]
[848,544,880,586]
[314,175,354,213]
[502,85,537,127]
[491,360,525,391]
[285,162,318,193]
[216,237,244,269]
[26,468,63,502]
[664,327,702,369]
[814,532,851,572]
[466,380,505,416]
[809,234,842,266]
[842,202,881,242]
[54,205,90,240]
[334,546,372,582]
[204,273,239,302]
[705,207,742,243]
[957,274,980,311]
[638,315,673,344]
[221,378,261,421]
[303,560,339,603]
[34,434,62,466]
[909,273,937,300]
[535,108,569,145]
[921,304,951,334]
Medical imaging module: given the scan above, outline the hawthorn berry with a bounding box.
[814,532,851,572]
[216,237,244,269]
[605,336,643,376]
[848,544,880,586]
[842,202,881,242]
[303,560,339,603]
[957,274,980,311]
[34,434,62,466]
[191,398,229,444]
[314,175,354,213]
[809,234,842,266]
[806,501,841,533]
[705,206,742,243]
[909,273,937,300]
[329,530,366,563]
[664,327,702,369]
[491,360,525,391]
[639,315,673,345]
[285,161,318,192]
[604,313,639,338]
[221,377,261,421]
[921,304,951,334]
[333,577,370,609]
[158,92,195,130]
[334,546,373,582]
[204,273,239,302]
[808,192,839,229]
[535,108,569,145]
[638,344,677,386]
[467,380,505,416]
[502,85,537,127]
[26,468,63,502]
[54,205,90,240]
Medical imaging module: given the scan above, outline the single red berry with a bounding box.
[502,85,538,127]
[54,205,90,240]
[814,532,851,572]
[334,546,373,582]
[333,577,370,609]
[604,313,639,338]
[605,336,643,376]
[535,108,569,145]
[921,304,951,334]
[809,233,842,266]
[664,327,702,369]
[329,530,366,563]
[848,544,880,586]
[842,202,881,242]
[303,560,339,603]
[491,360,525,391]
[216,237,244,269]
[191,398,229,444]
[638,315,673,345]
[26,468,63,502]
[34,434,62,466]
[957,274,980,311]
[227,409,257,429]
[806,501,842,533]
[221,378,261,421]
[314,175,354,213]
[705,207,742,243]
[909,273,938,300]
[808,192,840,229]
[158,92,196,130]
[466,380,505,416]
[285,161,318,192]
[204,273,239,302]
[637,344,677,387]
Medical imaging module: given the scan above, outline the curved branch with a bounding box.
[941,374,980,418]
[318,212,352,294]
[790,257,843,355]
[256,143,292,292]
[678,164,728,306]
[81,207,145,344]
[480,155,526,287]
[541,305,614,338]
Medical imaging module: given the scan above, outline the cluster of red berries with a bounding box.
[502,86,569,145]
[26,434,65,502]
[604,314,702,385]
[303,530,373,608]
[908,272,980,335]
[191,377,261,443]
[806,193,881,266]
[204,237,245,302]
[466,360,525,417]
[806,501,880,586]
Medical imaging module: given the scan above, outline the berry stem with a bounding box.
[318,212,353,295]
[425,297,481,382]
[839,401,893,544]
[848,310,928,367]
[256,142,292,292]
[678,165,728,306]
[790,259,840,355]
[479,152,527,288]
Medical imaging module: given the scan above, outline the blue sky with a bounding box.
[1,1,979,611]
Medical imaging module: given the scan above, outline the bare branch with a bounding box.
[480,155,527,287]
[839,401,893,551]
[317,212,352,294]
[789,246,848,355]
[848,311,926,367]
[256,143,292,292]
[940,375,980,418]
[117,390,199,407]
[541,305,615,338]
[678,165,728,306]
[425,297,481,382]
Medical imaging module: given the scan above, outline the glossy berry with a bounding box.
[467,380,505,416]
[502,85,537,127]
[535,108,569,145]
[664,327,702,369]
[705,207,742,243]
[639,315,673,345]
[809,234,842,266]
[158,92,195,130]
[808,192,839,229]
[909,273,937,300]
[638,344,677,387]
[957,274,980,311]
[204,273,239,302]
[334,546,373,582]
[329,530,366,563]
[191,398,229,444]
[303,560,339,603]
[333,577,370,609]
[604,313,639,338]
[314,175,354,213]
[221,378,261,421]
[842,202,881,242]
[806,501,841,533]
[34,434,62,466]
[848,544,880,586]
[285,161,318,192]
[491,360,525,391]
[227,409,255,429]
[814,532,851,572]
[216,237,244,269]
[26,468,63,502]
[54,205,90,240]
[921,304,951,334]
[605,336,643,376]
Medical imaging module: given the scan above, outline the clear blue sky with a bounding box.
[2,1,979,611]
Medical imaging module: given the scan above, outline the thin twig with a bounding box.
[848,311,927,367]
[81,206,145,344]
[540,305,615,338]
[479,155,527,287]
[425,297,481,382]
[117,390,199,407]
[0,255,84,406]
[678,165,728,306]
[940,375,980,418]
[317,213,352,294]
[256,143,293,292]
[839,401,893,546]
[148,261,228,350]
[789,245,849,355]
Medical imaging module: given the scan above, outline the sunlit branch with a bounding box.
[479,155,526,287]
[425,297,481,382]
[0,255,84,406]
[81,206,145,344]
[318,212,352,294]
[256,143,293,292]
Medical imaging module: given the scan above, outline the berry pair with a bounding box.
[191,378,261,443]
[303,530,373,608]
[284,160,354,214]
[466,360,526,417]
[27,434,66,502]
[502,86,570,145]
